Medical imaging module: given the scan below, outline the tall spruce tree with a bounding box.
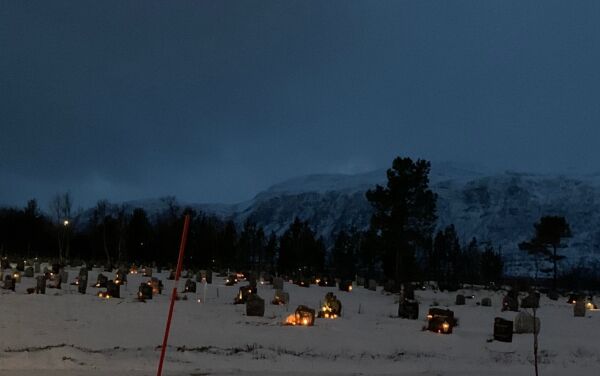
[366,157,437,287]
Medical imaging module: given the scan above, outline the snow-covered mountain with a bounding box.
[226,164,600,274]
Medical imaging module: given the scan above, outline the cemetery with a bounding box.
[0,261,599,375]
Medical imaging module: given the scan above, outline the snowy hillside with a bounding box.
[230,166,600,274]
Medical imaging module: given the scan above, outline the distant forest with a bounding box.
[1,157,597,290]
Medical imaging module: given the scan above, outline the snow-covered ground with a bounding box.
[1,267,599,375]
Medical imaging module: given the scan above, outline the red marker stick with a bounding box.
[157,214,191,376]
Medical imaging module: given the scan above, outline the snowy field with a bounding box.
[1,267,599,375]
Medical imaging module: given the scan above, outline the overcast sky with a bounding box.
[2,1,600,208]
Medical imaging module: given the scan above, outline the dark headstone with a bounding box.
[3,275,16,291]
[272,277,284,290]
[547,291,559,301]
[0,258,9,270]
[34,276,45,294]
[455,294,466,305]
[106,280,120,298]
[398,299,419,320]
[16,260,25,272]
[138,283,153,300]
[272,289,289,305]
[481,297,492,307]
[205,269,212,284]
[368,279,377,291]
[33,261,41,273]
[184,279,197,293]
[24,267,34,278]
[78,274,87,294]
[574,300,586,317]
[94,273,108,288]
[234,285,256,304]
[427,308,455,334]
[402,284,415,300]
[521,293,540,309]
[502,292,519,312]
[52,263,60,274]
[338,280,352,292]
[168,270,175,280]
[246,294,265,317]
[493,317,513,342]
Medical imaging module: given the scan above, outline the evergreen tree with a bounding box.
[520,216,571,289]
[366,157,437,286]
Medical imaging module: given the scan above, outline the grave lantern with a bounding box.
[285,305,316,326]
[318,292,342,319]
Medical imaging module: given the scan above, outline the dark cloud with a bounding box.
[2,0,600,208]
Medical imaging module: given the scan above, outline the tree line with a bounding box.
[0,156,587,289]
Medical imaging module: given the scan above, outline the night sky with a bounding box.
[2,1,600,208]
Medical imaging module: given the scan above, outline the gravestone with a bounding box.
[455,294,466,305]
[168,270,175,280]
[574,300,586,317]
[78,273,88,294]
[106,280,120,298]
[272,289,289,305]
[521,293,540,309]
[368,279,377,291]
[357,276,365,287]
[234,285,256,304]
[338,280,352,292]
[33,261,40,273]
[143,267,152,277]
[547,290,559,301]
[427,308,456,334]
[52,263,60,274]
[494,317,513,342]
[0,258,9,270]
[502,292,519,312]
[319,292,342,318]
[3,275,16,291]
[398,299,419,320]
[184,279,196,293]
[225,274,237,286]
[481,297,492,307]
[24,267,34,278]
[16,260,25,272]
[95,274,108,288]
[59,270,68,285]
[248,273,258,289]
[514,311,541,334]
[294,305,316,326]
[246,294,265,317]
[272,277,284,290]
[402,284,415,300]
[205,269,212,284]
[149,278,163,295]
[138,283,153,300]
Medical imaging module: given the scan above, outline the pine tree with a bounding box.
[366,157,437,286]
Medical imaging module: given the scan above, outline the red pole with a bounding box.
[157,214,191,376]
